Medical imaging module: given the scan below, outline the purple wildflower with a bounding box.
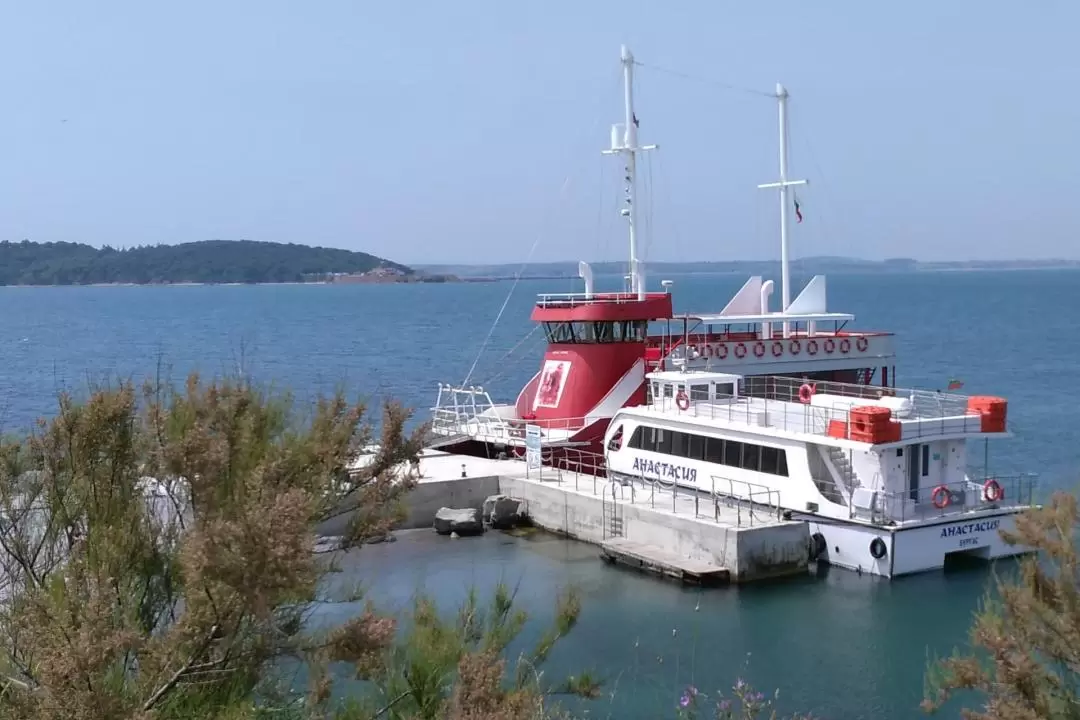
[719,698,732,711]
[752,691,765,703]
[734,677,746,690]
[679,692,691,708]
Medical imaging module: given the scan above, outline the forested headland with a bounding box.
[0,239,416,285]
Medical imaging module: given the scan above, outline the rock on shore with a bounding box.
[433,507,483,536]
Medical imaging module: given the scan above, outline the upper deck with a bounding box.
[629,372,1008,447]
[531,292,674,323]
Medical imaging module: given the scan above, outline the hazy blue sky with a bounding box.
[2,1,1076,264]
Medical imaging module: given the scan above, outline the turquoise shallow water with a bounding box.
[1,270,1077,717]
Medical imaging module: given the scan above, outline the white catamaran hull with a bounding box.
[797,510,1026,578]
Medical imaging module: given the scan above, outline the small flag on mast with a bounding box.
[947,378,964,391]
[632,113,639,128]
[793,194,803,223]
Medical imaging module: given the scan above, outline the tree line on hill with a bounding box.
[0,239,413,286]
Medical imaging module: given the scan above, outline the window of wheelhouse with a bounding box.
[542,320,648,344]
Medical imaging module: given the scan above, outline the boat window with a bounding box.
[687,434,706,461]
[705,437,725,464]
[760,445,780,475]
[715,382,735,399]
[921,445,930,476]
[655,428,673,455]
[741,444,761,472]
[723,440,743,467]
[662,384,673,398]
[624,424,790,477]
[607,425,624,452]
[690,384,710,401]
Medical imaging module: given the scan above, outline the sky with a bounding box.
[1,1,1078,265]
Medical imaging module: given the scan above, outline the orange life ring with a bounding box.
[982,478,1004,502]
[753,341,766,358]
[839,338,851,354]
[823,339,835,354]
[806,340,818,356]
[790,339,801,355]
[798,383,816,404]
[856,336,869,352]
[771,341,784,357]
[675,391,690,411]
[931,485,951,509]
[717,343,728,359]
[734,342,747,358]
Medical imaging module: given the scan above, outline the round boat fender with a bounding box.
[734,342,747,359]
[809,532,827,561]
[856,336,869,352]
[798,383,816,404]
[931,485,951,509]
[675,391,690,411]
[869,537,888,560]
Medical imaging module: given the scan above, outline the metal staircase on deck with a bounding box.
[819,447,851,505]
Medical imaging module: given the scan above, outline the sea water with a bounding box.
[1,269,1077,718]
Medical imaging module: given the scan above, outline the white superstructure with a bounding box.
[603,370,1035,577]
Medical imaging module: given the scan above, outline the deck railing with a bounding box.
[649,375,990,442]
[535,292,662,309]
[860,473,1038,525]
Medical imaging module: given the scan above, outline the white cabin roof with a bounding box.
[679,311,855,325]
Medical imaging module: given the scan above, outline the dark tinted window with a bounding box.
[624,425,788,477]
[741,443,761,472]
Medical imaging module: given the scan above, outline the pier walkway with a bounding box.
[333,449,811,584]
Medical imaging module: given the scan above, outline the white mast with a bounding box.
[757,83,807,338]
[603,45,656,300]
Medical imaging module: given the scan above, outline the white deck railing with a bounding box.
[649,375,993,443]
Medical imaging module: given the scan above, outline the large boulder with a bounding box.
[482,494,527,529]
[433,507,483,536]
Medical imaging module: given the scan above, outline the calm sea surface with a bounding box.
[1,270,1076,718]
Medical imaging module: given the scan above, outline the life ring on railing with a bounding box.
[856,336,869,353]
[753,341,766,358]
[982,478,1004,503]
[806,340,818,356]
[798,383,816,404]
[869,537,888,560]
[675,391,690,411]
[839,338,852,354]
[931,485,951,509]
[790,339,801,355]
[823,339,836,354]
[771,341,784,357]
[734,342,747,358]
[717,343,729,359]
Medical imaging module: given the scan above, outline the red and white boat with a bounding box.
[431,47,896,466]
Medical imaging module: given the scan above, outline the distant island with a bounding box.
[416,256,1080,280]
[0,240,458,286]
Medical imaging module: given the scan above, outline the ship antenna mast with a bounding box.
[603,45,656,301]
[757,83,808,338]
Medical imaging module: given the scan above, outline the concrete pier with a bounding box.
[353,449,811,584]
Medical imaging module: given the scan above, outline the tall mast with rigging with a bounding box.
[757,83,808,338]
[603,45,656,301]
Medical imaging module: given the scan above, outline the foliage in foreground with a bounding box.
[924,490,1080,719]
[674,677,816,720]
[312,584,595,720]
[0,375,427,718]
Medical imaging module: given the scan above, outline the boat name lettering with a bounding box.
[939,519,1000,539]
[632,457,697,483]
